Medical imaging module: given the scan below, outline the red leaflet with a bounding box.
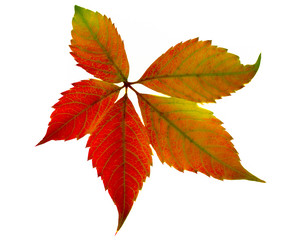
[87,96,152,231]
[38,5,264,233]
[37,79,120,145]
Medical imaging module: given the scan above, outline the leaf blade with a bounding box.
[138,94,264,182]
[87,96,152,231]
[37,79,120,145]
[138,38,260,102]
[71,5,129,83]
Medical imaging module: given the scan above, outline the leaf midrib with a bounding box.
[119,94,127,230]
[137,70,254,83]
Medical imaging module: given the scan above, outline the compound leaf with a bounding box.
[37,5,264,233]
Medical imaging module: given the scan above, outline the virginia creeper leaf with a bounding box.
[37,79,120,145]
[86,95,152,231]
[38,5,264,233]
[70,5,129,83]
[137,38,261,103]
[138,94,264,182]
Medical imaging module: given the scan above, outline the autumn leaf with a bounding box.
[37,79,120,145]
[70,5,129,83]
[137,93,263,182]
[137,38,261,103]
[37,5,264,233]
[87,95,152,231]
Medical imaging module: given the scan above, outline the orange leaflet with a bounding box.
[87,95,152,231]
[137,38,261,103]
[137,94,264,182]
[38,5,264,233]
[70,6,129,83]
[37,79,120,145]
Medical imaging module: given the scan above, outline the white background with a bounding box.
[1,0,287,239]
